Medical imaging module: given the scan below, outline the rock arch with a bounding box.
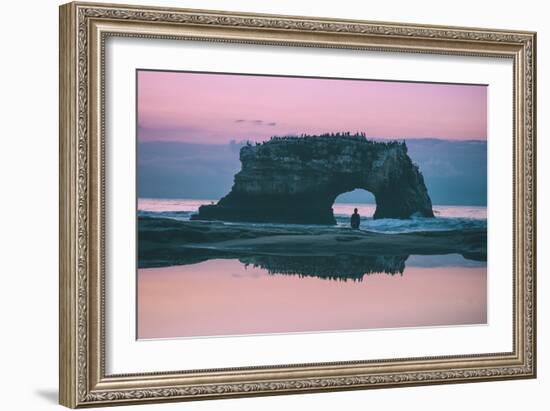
[192,134,434,225]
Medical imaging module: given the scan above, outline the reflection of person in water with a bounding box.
[350,208,360,229]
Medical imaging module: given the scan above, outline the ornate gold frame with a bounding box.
[59,1,536,408]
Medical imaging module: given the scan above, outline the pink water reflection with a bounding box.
[137,257,486,339]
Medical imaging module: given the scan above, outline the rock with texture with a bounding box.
[192,134,434,224]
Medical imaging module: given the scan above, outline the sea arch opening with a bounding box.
[333,188,376,222]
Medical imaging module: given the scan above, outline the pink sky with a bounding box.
[137,70,487,144]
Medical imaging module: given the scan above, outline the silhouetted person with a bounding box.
[350,208,360,229]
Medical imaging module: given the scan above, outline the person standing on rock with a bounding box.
[350,208,360,229]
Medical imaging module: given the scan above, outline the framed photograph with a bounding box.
[59,2,537,408]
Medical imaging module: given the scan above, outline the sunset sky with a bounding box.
[137,70,487,144]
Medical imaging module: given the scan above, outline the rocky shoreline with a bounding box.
[138,216,486,268]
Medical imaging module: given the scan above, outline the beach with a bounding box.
[137,199,487,268]
[136,198,487,338]
[138,216,486,268]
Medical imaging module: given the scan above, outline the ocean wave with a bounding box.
[138,210,195,221]
[334,214,486,234]
[138,209,486,234]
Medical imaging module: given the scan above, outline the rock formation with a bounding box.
[192,134,434,224]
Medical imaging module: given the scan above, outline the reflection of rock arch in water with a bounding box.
[240,255,409,282]
[192,134,434,224]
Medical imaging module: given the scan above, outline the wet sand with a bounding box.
[138,217,486,268]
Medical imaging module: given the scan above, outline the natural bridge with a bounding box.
[192,134,434,225]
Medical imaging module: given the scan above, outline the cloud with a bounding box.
[420,158,461,177]
[234,119,277,126]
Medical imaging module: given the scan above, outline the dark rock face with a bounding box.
[192,134,434,224]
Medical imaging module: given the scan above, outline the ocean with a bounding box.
[137,198,487,234]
